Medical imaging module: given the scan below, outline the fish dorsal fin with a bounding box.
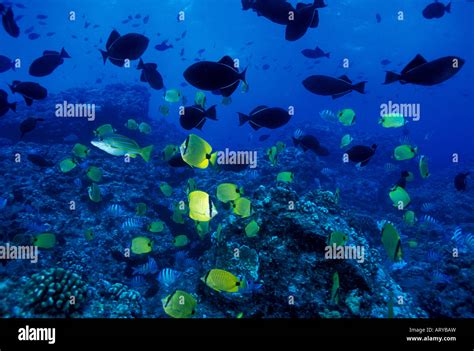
[250,105,268,114]
[218,55,235,68]
[296,3,306,10]
[314,47,324,55]
[106,30,121,50]
[338,75,352,84]
[402,54,428,74]
[43,50,59,56]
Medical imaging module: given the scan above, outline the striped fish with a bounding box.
[107,204,125,217]
[421,202,435,212]
[133,257,158,276]
[293,128,304,140]
[451,226,463,244]
[130,275,146,288]
[319,109,337,123]
[384,163,399,173]
[420,215,439,225]
[157,268,181,287]
[121,218,143,229]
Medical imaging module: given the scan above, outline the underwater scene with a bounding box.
[0,0,473,322]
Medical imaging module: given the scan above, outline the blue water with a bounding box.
[0,0,472,319]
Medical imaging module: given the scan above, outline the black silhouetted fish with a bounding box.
[346,144,377,167]
[24,25,34,33]
[292,129,329,156]
[454,172,470,191]
[100,30,149,66]
[180,105,217,130]
[84,21,91,28]
[9,81,47,106]
[303,74,366,98]
[285,0,326,41]
[0,55,14,73]
[376,13,381,23]
[20,117,44,138]
[36,14,47,19]
[238,106,291,130]
[16,3,26,9]
[27,154,54,168]
[0,89,16,117]
[143,15,149,24]
[168,153,189,168]
[384,54,465,86]
[381,59,391,66]
[28,33,40,40]
[184,56,247,97]
[262,64,270,70]
[137,58,164,90]
[2,7,19,37]
[29,48,71,77]
[258,134,270,141]
[301,46,329,59]
[154,39,173,51]
[242,0,295,25]
[423,1,451,19]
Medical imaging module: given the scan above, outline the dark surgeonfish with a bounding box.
[423,1,451,19]
[100,30,149,66]
[238,106,291,130]
[137,58,164,90]
[2,7,19,38]
[184,55,247,97]
[9,81,47,106]
[346,144,377,167]
[454,172,470,191]
[384,54,464,86]
[292,129,329,156]
[168,153,189,168]
[180,105,217,130]
[301,46,329,59]
[20,117,45,138]
[0,89,16,117]
[29,48,71,77]
[27,154,54,168]
[0,55,15,73]
[154,40,173,51]
[242,0,295,25]
[285,0,326,41]
[303,74,366,98]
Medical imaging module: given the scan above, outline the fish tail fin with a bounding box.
[9,102,16,112]
[352,81,366,94]
[314,0,327,8]
[446,2,451,13]
[140,145,154,162]
[137,58,144,70]
[238,112,249,126]
[99,49,108,64]
[239,67,247,84]
[209,152,218,167]
[205,105,217,120]
[61,48,71,59]
[384,71,401,84]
